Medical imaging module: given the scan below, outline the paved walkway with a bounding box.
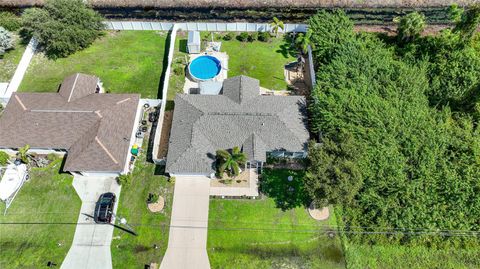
[61,176,121,269]
[160,176,211,269]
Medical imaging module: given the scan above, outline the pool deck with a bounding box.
[183,52,229,94]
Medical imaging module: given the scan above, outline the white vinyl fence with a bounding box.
[151,24,179,163]
[105,21,307,33]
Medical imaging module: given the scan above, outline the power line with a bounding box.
[1,222,479,237]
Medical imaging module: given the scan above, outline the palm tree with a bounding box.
[270,17,285,38]
[216,146,247,177]
[295,29,314,54]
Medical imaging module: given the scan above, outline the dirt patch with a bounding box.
[210,169,250,187]
[308,204,330,221]
[157,110,173,159]
[147,196,165,213]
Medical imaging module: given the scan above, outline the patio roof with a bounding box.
[0,73,140,173]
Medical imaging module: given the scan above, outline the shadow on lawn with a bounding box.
[211,238,344,265]
[259,168,310,211]
[275,35,298,59]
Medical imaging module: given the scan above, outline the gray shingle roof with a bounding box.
[166,75,308,174]
[0,73,139,173]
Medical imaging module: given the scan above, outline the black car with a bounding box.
[94,192,116,224]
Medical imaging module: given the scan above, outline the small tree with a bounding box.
[258,31,271,42]
[216,146,247,177]
[17,144,30,164]
[0,151,9,166]
[237,32,249,42]
[117,173,132,186]
[395,12,426,42]
[295,29,314,54]
[270,17,285,38]
[0,12,22,31]
[22,0,104,58]
[0,27,14,56]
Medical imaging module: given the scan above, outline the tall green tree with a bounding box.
[307,10,480,246]
[305,136,362,208]
[270,17,284,38]
[396,12,426,42]
[216,147,247,177]
[22,0,104,58]
[454,4,480,43]
[307,10,355,66]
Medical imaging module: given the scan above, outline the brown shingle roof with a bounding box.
[0,73,140,173]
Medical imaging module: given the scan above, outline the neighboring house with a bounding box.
[0,73,141,177]
[166,75,309,177]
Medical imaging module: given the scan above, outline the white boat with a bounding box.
[0,163,28,214]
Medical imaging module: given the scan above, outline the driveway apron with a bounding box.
[160,176,211,269]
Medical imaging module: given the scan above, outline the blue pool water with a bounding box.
[188,56,222,81]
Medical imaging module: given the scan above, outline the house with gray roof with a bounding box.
[0,73,141,176]
[166,75,309,176]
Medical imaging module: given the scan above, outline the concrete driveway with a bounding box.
[160,176,211,269]
[61,176,121,269]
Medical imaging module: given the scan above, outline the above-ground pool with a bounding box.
[188,55,222,81]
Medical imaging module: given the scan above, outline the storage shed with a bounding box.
[187,31,201,54]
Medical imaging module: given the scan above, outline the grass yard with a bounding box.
[0,34,26,82]
[111,142,174,268]
[208,169,345,269]
[19,31,167,98]
[344,243,480,269]
[165,32,189,110]
[0,158,81,268]
[210,33,296,90]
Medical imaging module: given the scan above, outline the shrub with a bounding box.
[258,31,271,42]
[0,27,14,56]
[173,65,184,76]
[0,151,10,166]
[17,144,30,164]
[248,32,258,42]
[237,32,249,42]
[0,12,22,31]
[21,0,105,58]
[223,32,235,41]
[46,153,58,162]
[117,173,132,186]
[147,193,159,204]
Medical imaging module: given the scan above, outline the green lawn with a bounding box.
[344,243,480,269]
[0,158,81,268]
[0,34,26,82]
[208,169,345,269]
[165,32,189,110]
[111,142,174,268]
[19,31,167,98]
[215,33,296,90]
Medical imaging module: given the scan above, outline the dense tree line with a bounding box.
[305,9,480,246]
